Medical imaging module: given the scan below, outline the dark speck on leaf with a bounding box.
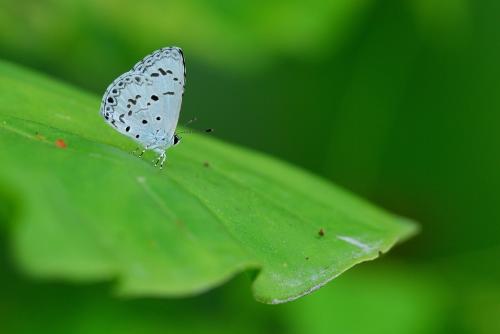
[318,228,325,237]
[203,161,210,168]
[35,132,45,140]
[305,256,309,260]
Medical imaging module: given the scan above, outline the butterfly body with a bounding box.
[100,47,186,168]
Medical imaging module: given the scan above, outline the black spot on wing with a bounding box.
[127,95,141,105]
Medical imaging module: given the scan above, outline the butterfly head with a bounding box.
[173,133,181,146]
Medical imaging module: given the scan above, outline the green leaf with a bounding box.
[0,60,417,303]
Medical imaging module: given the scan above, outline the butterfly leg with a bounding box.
[138,147,147,158]
[159,153,167,169]
[137,142,156,158]
[153,152,167,169]
[132,145,149,156]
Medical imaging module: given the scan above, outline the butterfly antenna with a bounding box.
[183,117,197,127]
[176,129,193,135]
[176,117,197,135]
[176,117,214,135]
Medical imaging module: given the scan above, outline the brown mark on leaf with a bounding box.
[55,139,67,149]
[318,228,325,237]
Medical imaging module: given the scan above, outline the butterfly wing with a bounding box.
[100,46,186,149]
[132,47,185,144]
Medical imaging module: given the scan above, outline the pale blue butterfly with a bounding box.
[100,46,186,168]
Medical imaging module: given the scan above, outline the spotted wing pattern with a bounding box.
[100,47,185,152]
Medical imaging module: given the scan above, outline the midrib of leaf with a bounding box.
[0,115,123,166]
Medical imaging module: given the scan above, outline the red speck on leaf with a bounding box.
[55,139,67,149]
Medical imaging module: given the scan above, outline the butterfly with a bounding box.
[100,46,186,169]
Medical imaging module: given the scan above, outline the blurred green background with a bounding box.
[1,0,499,333]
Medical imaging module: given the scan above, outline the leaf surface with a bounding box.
[0,61,417,303]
